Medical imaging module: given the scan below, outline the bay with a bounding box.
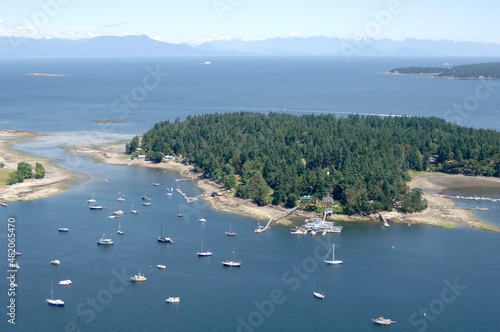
[1,56,500,331]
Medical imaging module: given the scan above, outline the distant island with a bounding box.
[386,62,500,79]
[24,73,67,77]
[125,113,500,216]
[94,120,129,124]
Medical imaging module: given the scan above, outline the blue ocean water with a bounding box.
[1,57,500,331]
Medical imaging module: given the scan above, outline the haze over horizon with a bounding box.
[0,0,499,45]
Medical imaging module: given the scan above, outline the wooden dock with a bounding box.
[258,206,299,232]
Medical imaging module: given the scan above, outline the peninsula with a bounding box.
[386,62,500,79]
[124,113,500,221]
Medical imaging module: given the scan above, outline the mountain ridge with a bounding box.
[1,35,500,57]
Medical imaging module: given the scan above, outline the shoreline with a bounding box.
[74,144,500,231]
[1,134,499,231]
[0,130,84,203]
[381,72,500,80]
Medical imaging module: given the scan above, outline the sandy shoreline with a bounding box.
[73,145,500,231]
[0,130,82,203]
[2,135,499,231]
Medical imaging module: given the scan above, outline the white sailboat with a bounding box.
[130,202,139,214]
[221,250,241,267]
[117,222,124,235]
[197,241,212,256]
[157,225,174,243]
[46,282,64,306]
[313,279,325,299]
[324,243,343,265]
[225,221,237,236]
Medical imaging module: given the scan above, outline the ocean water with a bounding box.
[1,57,500,331]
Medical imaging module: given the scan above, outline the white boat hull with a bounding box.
[313,292,325,299]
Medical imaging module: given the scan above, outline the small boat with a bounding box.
[97,234,113,245]
[197,241,212,257]
[290,227,307,235]
[176,212,183,217]
[221,250,241,267]
[165,297,180,303]
[130,202,139,214]
[11,263,20,269]
[313,279,325,299]
[117,223,124,235]
[117,196,125,202]
[46,282,64,306]
[372,317,396,325]
[107,208,116,219]
[1,202,8,207]
[157,265,166,269]
[14,251,21,256]
[198,214,206,222]
[225,222,237,236]
[141,194,150,201]
[51,260,61,265]
[58,280,72,286]
[130,271,147,282]
[157,225,174,243]
[113,209,124,216]
[324,243,343,265]
[254,220,265,233]
[58,227,69,232]
[166,192,172,196]
[153,183,160,186]
[87,193,96,203]
[142,202,151,206]
[89,204,103,210]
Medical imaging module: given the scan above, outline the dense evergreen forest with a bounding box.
[126,113,500,214]
[389,62,500,78]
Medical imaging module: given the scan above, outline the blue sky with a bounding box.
[0,0,498,44]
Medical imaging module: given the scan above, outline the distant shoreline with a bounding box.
[24,73,67,77]
[381,72,499,80]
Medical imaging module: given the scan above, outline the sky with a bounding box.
[0,0,499,44]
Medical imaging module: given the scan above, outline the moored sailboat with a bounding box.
[324,243,343,265]
[197,241,212,256]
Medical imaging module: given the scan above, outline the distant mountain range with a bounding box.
[2,34,500,58]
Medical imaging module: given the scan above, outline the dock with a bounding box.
[175,188,198,204]
[258,207,299,233]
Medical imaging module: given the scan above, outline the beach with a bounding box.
[2,136,499,231]
[0,130,81,202]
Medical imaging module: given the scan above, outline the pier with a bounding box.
[257,207,299,233]
[175,188,198,204]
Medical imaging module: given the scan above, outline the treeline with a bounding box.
[390,66,444,74]
[7,162,45,185]
[128,113,500,214]
[390,62,500,78]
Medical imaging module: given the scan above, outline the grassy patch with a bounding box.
[0,168,12,189]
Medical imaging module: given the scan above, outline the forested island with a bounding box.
[126,113,500,215]
[388,62,500,79]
